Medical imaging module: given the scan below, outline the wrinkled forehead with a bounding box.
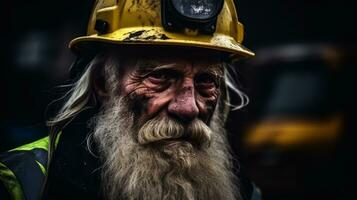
[107,46,224,72]
[135,56,223,72]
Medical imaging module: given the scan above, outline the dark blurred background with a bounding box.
[0,0,356,200]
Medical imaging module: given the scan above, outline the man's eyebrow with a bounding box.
[136,60,182,71]
[151,63,182,71]
[198,64,224,78]
[135,60,160,70]
[133,60,182,78]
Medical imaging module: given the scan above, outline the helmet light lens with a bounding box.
[170,0,223,20]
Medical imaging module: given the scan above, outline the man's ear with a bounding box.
[93,67,110,102]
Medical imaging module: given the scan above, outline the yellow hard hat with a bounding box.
[69,0,254,58]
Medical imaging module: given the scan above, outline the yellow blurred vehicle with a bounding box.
[240,44,345,151]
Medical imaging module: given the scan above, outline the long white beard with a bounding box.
[92,96,240,200]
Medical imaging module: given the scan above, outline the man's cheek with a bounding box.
[196,97,218,123]
[145,94,173,117]
[124,91,149,123]
[126,88,170,124]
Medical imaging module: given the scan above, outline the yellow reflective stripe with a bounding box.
[8,131,62,152]
[55,131,62,149]
[10,136,49,152]
[35,160,47,176]
[0,162,25,200]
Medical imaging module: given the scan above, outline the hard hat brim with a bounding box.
[69,27,255,58]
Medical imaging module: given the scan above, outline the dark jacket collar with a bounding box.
[43,108,103,200]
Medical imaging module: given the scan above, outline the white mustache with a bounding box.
[138,116,212,147]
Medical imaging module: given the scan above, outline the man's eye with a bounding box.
[195,74,218,87]
[146,70,174,84]
[149,71,167,80]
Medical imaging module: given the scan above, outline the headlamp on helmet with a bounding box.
[162,0,224,34]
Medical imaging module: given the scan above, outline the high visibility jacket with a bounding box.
[0,137,50,200]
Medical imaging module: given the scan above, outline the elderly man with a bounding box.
[0,0,260,200]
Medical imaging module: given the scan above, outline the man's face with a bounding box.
[122,52,222,124]
[109,50,224,146]
[93,49,237,200]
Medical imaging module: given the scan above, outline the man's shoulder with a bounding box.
[0,136,50,200]
[0,136,50,175]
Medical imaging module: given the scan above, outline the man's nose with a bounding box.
[168,78,199,123]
